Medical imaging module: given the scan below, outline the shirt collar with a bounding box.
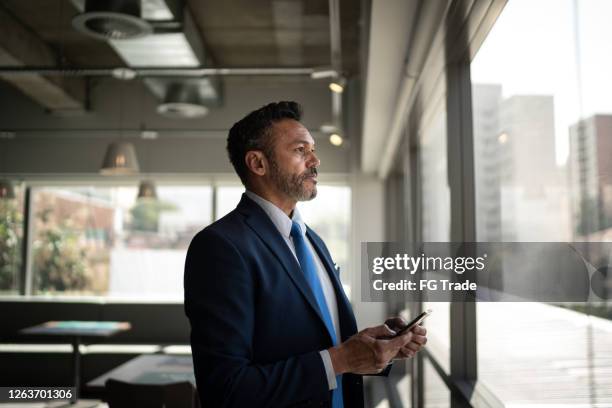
[245,190,306,238]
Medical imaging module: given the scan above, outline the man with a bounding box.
[184,101,427,407]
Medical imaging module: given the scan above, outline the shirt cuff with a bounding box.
[319,349,337,390]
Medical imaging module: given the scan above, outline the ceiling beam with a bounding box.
[0,5,86,112]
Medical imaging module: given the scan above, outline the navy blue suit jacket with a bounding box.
[184,194,364,407]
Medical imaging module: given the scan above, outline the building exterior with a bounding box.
[569,114,612,236]
[472,83,503,242]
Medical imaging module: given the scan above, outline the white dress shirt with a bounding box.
[245,190,339,390]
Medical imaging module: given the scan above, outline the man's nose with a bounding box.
[307,151,321,168]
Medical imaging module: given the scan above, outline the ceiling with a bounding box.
[0,0,361,73]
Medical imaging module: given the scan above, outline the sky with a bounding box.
[471,0,612,165]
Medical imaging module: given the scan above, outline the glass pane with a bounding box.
[420,104,451,371]
[422,301,450,373]
[31,185,212,300]
[215,185,244,220]
[420,107,450,242]
[298,185,351,296]
[472,0,612,404]
[0,183,24,294]
[424,358,450,408]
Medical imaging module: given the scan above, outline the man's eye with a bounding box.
[295,147,305,153]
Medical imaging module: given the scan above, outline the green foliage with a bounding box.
[129,200,177,232]
[0,200,21,290]
[33,208,89,293]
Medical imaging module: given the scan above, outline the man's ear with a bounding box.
[244,150,268,177]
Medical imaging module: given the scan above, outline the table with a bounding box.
[87,354,195,391]
[19,321,131,405]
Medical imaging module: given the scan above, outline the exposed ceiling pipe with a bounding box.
[0,66,316,77]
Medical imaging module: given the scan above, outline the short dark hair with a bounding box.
[227,101,303,185]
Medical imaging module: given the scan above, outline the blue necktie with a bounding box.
[290,221,343,408]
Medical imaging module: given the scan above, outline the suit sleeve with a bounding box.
[184,229,330,407]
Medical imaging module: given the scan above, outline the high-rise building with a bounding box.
[498,95,570,241]
[472,84,503,242]
[472,87,571,242]
[569,114,612,236]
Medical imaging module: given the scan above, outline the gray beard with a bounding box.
[269,159,317,202]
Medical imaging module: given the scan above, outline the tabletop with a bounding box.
[19,321,131,338]
[87,354,195,389]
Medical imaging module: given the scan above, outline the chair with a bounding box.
[105,379,200,408]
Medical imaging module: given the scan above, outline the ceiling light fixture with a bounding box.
[72,0,153,41]
[100,141,140,175]
[140,130,158,140]
[310,68,338,80]
[157,83,209,119]
[137,180,157,200]
[320,124,338,134]
[329,133,343,147]
[329,77,346,94]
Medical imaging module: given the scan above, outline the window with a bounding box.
[299,185,352,296]
[30,185,212,300]
[471,0,612,404]
[215,185,244,220]
[2,182,352,301]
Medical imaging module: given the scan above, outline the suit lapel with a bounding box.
[238,195,332,340]
[306,229,358,341]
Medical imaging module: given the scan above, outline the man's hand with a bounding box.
[384,316,428,359]
[327,324,413,375]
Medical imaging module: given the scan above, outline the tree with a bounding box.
[129,200,177,232]
[33,208,89,293]
[0,200,21,291]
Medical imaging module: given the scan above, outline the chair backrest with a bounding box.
[105,379,198,408]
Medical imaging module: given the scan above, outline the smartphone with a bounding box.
[393,309,432,337]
